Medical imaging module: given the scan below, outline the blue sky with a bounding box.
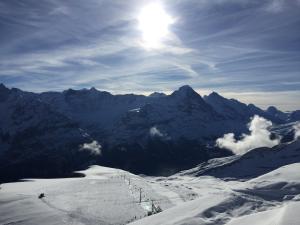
[0,0,299,110]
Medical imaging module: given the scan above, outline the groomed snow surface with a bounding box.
[1,163,300,225]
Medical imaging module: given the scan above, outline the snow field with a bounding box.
[1,163,300,225]
[0,166,194,225]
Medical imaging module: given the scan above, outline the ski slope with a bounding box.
[1,163,300,225]
[130,163,300,225]
[0,166,197,225]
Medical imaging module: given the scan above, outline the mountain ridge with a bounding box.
[0,83,299,181]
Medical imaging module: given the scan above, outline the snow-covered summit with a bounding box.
[0,83,299,181]
[204,91,284,123]
[170,85,201,100]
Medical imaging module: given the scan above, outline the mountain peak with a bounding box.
[178,85,194,92]
[90,87,98,91]
[0,83,8,90]
[204,91,227,103]
[267,106,279,113]
[0,83,10,101]
[171,85,200,98]
[149,92,166,98]
[208,91,223,98]
[248,103,257,109]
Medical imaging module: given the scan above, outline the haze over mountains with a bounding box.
[0,83,299,182]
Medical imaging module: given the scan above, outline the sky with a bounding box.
[0,0,300,110]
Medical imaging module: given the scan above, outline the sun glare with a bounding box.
[138,2,174,49]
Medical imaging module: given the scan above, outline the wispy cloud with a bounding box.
[0,0,299,110]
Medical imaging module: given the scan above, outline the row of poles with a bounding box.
[119,174,161,214]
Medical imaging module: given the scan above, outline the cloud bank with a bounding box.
[80,140,102,155]
[216,115,280,154]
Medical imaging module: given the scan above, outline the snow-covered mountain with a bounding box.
[0,84,96,182]
[110,86,229,143]
[266,106,289,121]
[1,83,300,224]
[178,140,300,180]
[288,110,300,122]
[204,92,284,123]
[38,85,241,143]
[0,83,299,181]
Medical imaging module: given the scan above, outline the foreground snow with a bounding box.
[0,166,189,225]
[227,201,300,225]
[1,163,300,225]
[130,163,300,225]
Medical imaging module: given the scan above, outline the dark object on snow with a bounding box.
[38,193,45,199]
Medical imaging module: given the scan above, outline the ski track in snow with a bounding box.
[145,179,185,206]
[1,164,300,225]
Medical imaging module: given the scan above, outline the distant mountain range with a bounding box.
[0,83,299,181]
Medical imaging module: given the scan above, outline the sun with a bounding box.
[138,2,174,49]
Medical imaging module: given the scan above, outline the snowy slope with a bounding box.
[266,106,289,122]
[40,85,242,144]
[271,121,299,142]
[227,163,300,225]
[110,86,248,144]
[204,92,255,120]
[40,88,148,136]
[0,165,206,225]
[288,110,300,122]
[0,166,159,225]
[204,92,284,124]
[1,162,300,225]
[178,140,300,179]
[227,201,300,225]
[130,163,300,225]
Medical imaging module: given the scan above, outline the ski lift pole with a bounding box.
[151,200,154,213]
[139,188,142,203]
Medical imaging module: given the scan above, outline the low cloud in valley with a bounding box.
[80,140,102,155]
[149,126,164,137]
[216,115,281,154]
[293,122,300,140]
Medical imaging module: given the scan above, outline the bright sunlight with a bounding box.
[138,2,174,49]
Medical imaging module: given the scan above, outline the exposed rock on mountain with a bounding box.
[0,83,299,181]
